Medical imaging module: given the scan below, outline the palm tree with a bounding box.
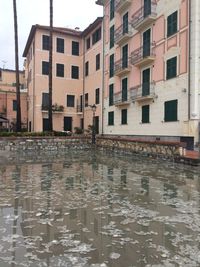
[48,0,53,131]
[13,0,21,132]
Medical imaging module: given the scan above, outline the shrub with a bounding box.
[74,127,83,134]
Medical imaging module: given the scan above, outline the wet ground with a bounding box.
[0,150,200,267]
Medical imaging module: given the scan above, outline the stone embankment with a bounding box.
[0,136,198,165]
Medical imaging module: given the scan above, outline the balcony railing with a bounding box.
[77,104,83,113]
[114,57,131,76]
[130,82,156,102]
[131,1,157,30]
[115,0,132,13]
[114,90,130,106]
[130,43,155,67]
[41,104,64,112]
[115,23,133,45]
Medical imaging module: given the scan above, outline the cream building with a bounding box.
[23,18,103,133]
[96,0,200,149]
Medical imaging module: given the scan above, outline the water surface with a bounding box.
[0,151,200,267]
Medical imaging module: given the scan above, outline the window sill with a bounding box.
[162,120,179,123]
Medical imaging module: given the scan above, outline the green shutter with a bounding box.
[167,11,177,37]
[110,25,115,49]
[142,105,150,123]
[108,111,114,125]
[166,57,177,79]
[109,84,114,106]
[121,109,127,124]
[164,100,177,121]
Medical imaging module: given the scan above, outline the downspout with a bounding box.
[101,7,105,135]
[188,0,191,121]
[83,37,85,130]
[33,40,36,131]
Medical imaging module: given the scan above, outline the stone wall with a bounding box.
[96,137,184,160]
[0,136,184,160]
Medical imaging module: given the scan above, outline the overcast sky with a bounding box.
[0,0,103,70]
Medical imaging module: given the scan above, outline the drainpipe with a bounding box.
[83,37,86,131]
[188,0,191,121]
[189,0,200,145]
[33,39,36,132]
[101,7,105,135]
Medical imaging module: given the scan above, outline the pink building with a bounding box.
[23,18,103,133]
[0,68,28,130]
[96,0,200,149]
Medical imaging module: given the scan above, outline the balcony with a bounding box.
[115,0,132,13]
[114,57,131,77]
[131,1,157,31]
[130,43,155,67]
[115,23,133,46]
[114,91,130,106]
[77,104,83,114]
[130,82,156,102]
[41,103,64,113]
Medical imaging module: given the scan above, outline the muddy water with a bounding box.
[0,151,200,267]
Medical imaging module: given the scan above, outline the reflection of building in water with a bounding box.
[0,155,199,266]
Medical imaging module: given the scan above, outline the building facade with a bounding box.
[23,18,103,133]
[96,0,200,149]
[0,68,28,130]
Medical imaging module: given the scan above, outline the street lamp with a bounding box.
[90,104,97,144]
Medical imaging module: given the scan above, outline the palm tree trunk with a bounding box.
[13,0,21,132]
[48,0,53,131]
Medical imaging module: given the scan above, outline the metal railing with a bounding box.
[77,104,83,113]
[114,90,130,105]
[131,1,157,28]
[114,57,131,75]
[114,22,133,44]
[130,82,156,100]
[130,43,155,65]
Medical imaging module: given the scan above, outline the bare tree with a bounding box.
[48,0,53,131]
[13,0,21,132]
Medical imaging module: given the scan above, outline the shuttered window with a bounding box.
[164,100,178,122]
[142,105,150,123]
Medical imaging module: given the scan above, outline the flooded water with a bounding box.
[0,150,200,267]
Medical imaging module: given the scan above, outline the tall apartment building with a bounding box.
[23,18,103,133]
[0,68,27,130]
[96,0,200,149]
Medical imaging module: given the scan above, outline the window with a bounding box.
[85,93,88,107]
[108,111,114,125]
[72,41,79,56]
[122,77,128,102]
[92,27,101,45]
[96,53,100,71]
[167,11,178,37]
[13,100,17,111]
[110,25,115,49]
[0,69,2,81]
[57,38,64,53]
[166,57,177,79]
[164,100,178,122]
[56,63,64,77]
[42,93,49,109]
[86,37,90,50]
[71,66,79,79]
[85,61,89,76]
[67,95,75,107]
[95,88,100,105]
[109,84,114,106]
[142,105,150,123]
[42,61,49,75]
[109,54,114,78]
[121,109,127,125]
[110,0,115,20]
[42,35,49,50]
